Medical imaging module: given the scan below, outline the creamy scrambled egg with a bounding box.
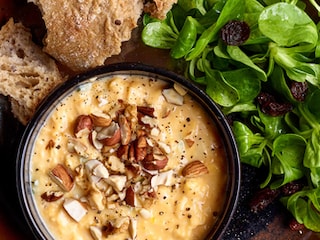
[30,75,227,240]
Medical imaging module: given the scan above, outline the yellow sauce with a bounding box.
[30,75,228,240]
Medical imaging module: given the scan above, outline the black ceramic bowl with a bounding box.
[16,62,240,240]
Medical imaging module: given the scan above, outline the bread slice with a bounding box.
[144,0,178,20]
[30,0,144,72]
[0,18,63,125]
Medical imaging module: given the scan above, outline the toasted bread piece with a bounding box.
[144,0,177,20]
[30,0,144,72]
[0,18,63,125]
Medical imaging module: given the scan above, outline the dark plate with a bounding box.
[15,63,240,240]
[1,92,319,240]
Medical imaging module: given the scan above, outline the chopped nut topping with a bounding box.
[41,191,64,202]
[182,160,209,178]
[41,96,213,239]
[90,112,112,127]
[119,114,131,145]
[74,115,93,137]
[162,88,184,106]
[96,121,121,146]
[49,164,74,192]
[89,226,103,240]
[63,198,87,222]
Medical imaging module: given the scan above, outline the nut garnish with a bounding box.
[96,121,121,146]
[173,83,188,96]
[141,147,168,170]
[89,130,104,150]
[182,160,209,178]
[42,96,213,239]
[162,88,184,106]
[129,218,137,240]
[90,112,112,127]
[49,164,74,192]
[63,198,87,222]
[67,138,88,157]
[124,185,136,207]
[74,115,93,137]
[119,114,131,145]
[137,106,155,117]
[41,191,64,202]
[89,226,102,240]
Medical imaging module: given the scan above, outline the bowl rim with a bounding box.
[16,62,241,240]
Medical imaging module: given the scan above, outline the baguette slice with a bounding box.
[0,18,64,125]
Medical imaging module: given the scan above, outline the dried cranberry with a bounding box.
[257,92,293,116]
[289,218,305,231]
[290,81,308,101]
[249,187,280,213]
[220,20,250,46]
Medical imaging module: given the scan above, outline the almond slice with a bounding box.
[89,130,104,150]
[96,121,121,146]
[63,198,87,222]
[85,159,104,184]
[182,160,209,178]
[74,115,93,137]
[151,170,174,188]
[173,83,188,96]
[129,218,137,240]
[89,226,103,240]
[92,163,109,178]
[67,138,88,156]
[162,88,184,106]
[88,189,105,211]
[90,112,112,127]
[119,114,131,145]
[108,155,125,173]
[49,164,74,192]
[106,175,127,192]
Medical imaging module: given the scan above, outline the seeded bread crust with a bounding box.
[144,0,178,20]
[29,0,144,72]
[0,18,63,125]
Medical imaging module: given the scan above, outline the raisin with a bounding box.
[289,218,305,231]
[281,181,304,196]
[220,20,250,46]
[290,81,308,101]
[262,102,293,116]
[257,92,293,116]
[257,92,275,106]
[249,187,280,213]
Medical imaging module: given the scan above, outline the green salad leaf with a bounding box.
[281,187,320,232]
[142,0,320,232]
[258,3,318,47]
